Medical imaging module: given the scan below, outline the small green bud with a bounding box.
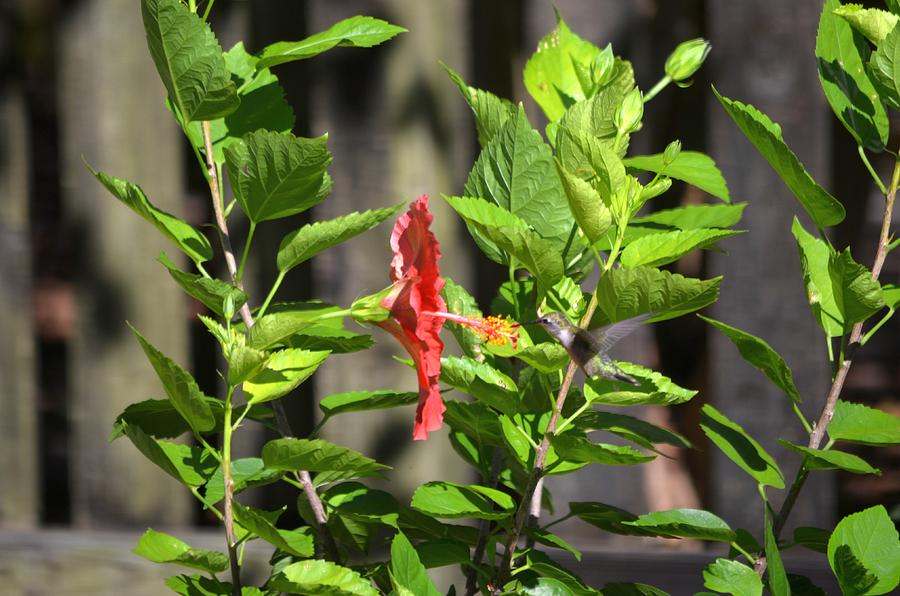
[592,44,615,87]
[640,176,672,202]
[612,175,643,222]
[223,294,235,321]
[615,87,644,136]
[663,140,682,166]
[664,38,711,84]
[351,286,395,324]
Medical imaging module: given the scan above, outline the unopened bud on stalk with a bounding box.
[615,87,644,136]
[663,140,682,166]
[350,286,394,323]
[665,38,711,85]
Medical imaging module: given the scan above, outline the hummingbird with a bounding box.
[529,311,653,385]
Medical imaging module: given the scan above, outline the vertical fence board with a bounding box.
[59,0,192,527]
[0,84,38,529]
[707,0,833,533]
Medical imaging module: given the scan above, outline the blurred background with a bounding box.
[0,0,897,593]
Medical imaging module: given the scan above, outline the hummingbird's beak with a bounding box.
[522,319,541,326]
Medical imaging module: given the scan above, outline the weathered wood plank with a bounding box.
[58,0,193,527]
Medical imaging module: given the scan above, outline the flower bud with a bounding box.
[665,38,711,84]
[615,87,644,136]
[350,286,395,323]
[640,176,672,202]
[592,44,615,87]
[663,140,682,166]
[222,294,235,321]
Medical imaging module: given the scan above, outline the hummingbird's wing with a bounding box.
[593,313,654,352]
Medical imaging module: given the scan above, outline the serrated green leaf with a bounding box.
[318,389,418,418]
[829,248,885,328]
[523,551,600,595]
[442,400,505,448]
[791,218,843,337]
[443,196,565,294]
[575,411,692,449]
[764,514,790,596]
[828,505,900,595]
[286,325,373,354]
[624,151,731,202]
[832,545,881,596]
[130,324,215,433]
[111,399,192,441]
[134,528,228,573]
[141,0,239,122]
[835,5,899,45]
[243,348,329,404]
[700,404,784,489]
[817,0,889,151]
[523,13,602,121]
[277,204,402,273]
[524,528,583,561]
[514,343,570,373]
[158,254,246,317]
[258,16,406,68]
[224,130,331,223]
[440,355,518,416]
[568,501,658,537]
[793,527,831,554]
[555,126,626,207]
[262,438,389,480]
[203,457,282,506]
[463,106,576,257]
[714,88,845,227]
[87,164,213,263]
[593,266,722,326]
[699,315,802,404]
[411,481,515,520]
[232,502,313,557]
[390,532,441,596]
[779,441,880,475]
[269,559,378,595]
[555,159,613,243]
[620,228,744,268]
[548,434,655,466]
[165,575,262,596]
[248,305,337,350]
[625,509,736,542]
[225,343,268,386]
[584,363,697,406]
[830,400,900,445]
[324,482,399,528]
[124,424,216,487]
[558,79,631,143]
[870,22,900,110]
[443,64,515,147]
[633,203,746,230]
[703,559,763,596]
[440,277,486,358]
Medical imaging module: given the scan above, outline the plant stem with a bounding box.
[755,151,898,577]
[222,387,241,594]
[257,271,286,321]
[200,121,338,561]
[237,222,256,284]
[202,0,216,20]
[643,75,671,103]
[857,145,887,195]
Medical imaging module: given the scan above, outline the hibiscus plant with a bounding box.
[95,0,900,594]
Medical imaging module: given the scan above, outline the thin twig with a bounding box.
[755,154,898,577]
[200,121,338,562]
[466,449,503,596]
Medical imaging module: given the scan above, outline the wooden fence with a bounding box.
[0,0,894,593]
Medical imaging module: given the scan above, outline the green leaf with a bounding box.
[699,404,785,489]
[832,545,881,596]
[87,164,213,264]
[870,22,900,110]
[793,527,831,554]
[558,77,633,143]
[828,505,900,595]
[181,41,296,167]
[514,343,570,373]
[523,12,602,121]
[286,325,373,354]
[522,551,601,595]
[415,539,471,568]
[165,575,262,596]
[440,355,518,416]
[817,0,889,151]
[248,302,341,349]
[632,203,746,230]
[593,266,722,326]
[829,248,885,328]
[225,130,331,224]
[835,5,899,45]
[257,16,406,68]
[141,0,239,122]
[787,575,827,596]
[324,482,399,528]
[442,400,505,448]
[270,559,379,595]
[524,528,583,561]
[411,481,515,520]
[225,343,268,386]
[703,559,763,596]
[830,400,900,445]
[130,324,215,433]
[277,204,403,274]
[389,532,441,596]
[601,583,670,596]
[625,509,736,543]
[699,315,802,404]
[780,441,880,475]
[555,126,626,206]
[443,196,565,294]
[443,64,516,147]
[243,348,330,404]
[765,514,791,596]
[575,411,692,450]
[134,528,228,573]
[623,151,730,202]
[463,106,576,256]
[158,254,246,317]
[584,363,697,406]
[620,228,744,268]
[203,457,282,506]
[319,390,418,418]
[568,501,659,537]
[555,159,613,244]
[440,278,486,359]
[791,218,843,337]
[261,438,389,481]
[123,424,216,487]
[713,88,845,227]
[111,399,192,441]
[232,502,314,557]
[548,433,654,466]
